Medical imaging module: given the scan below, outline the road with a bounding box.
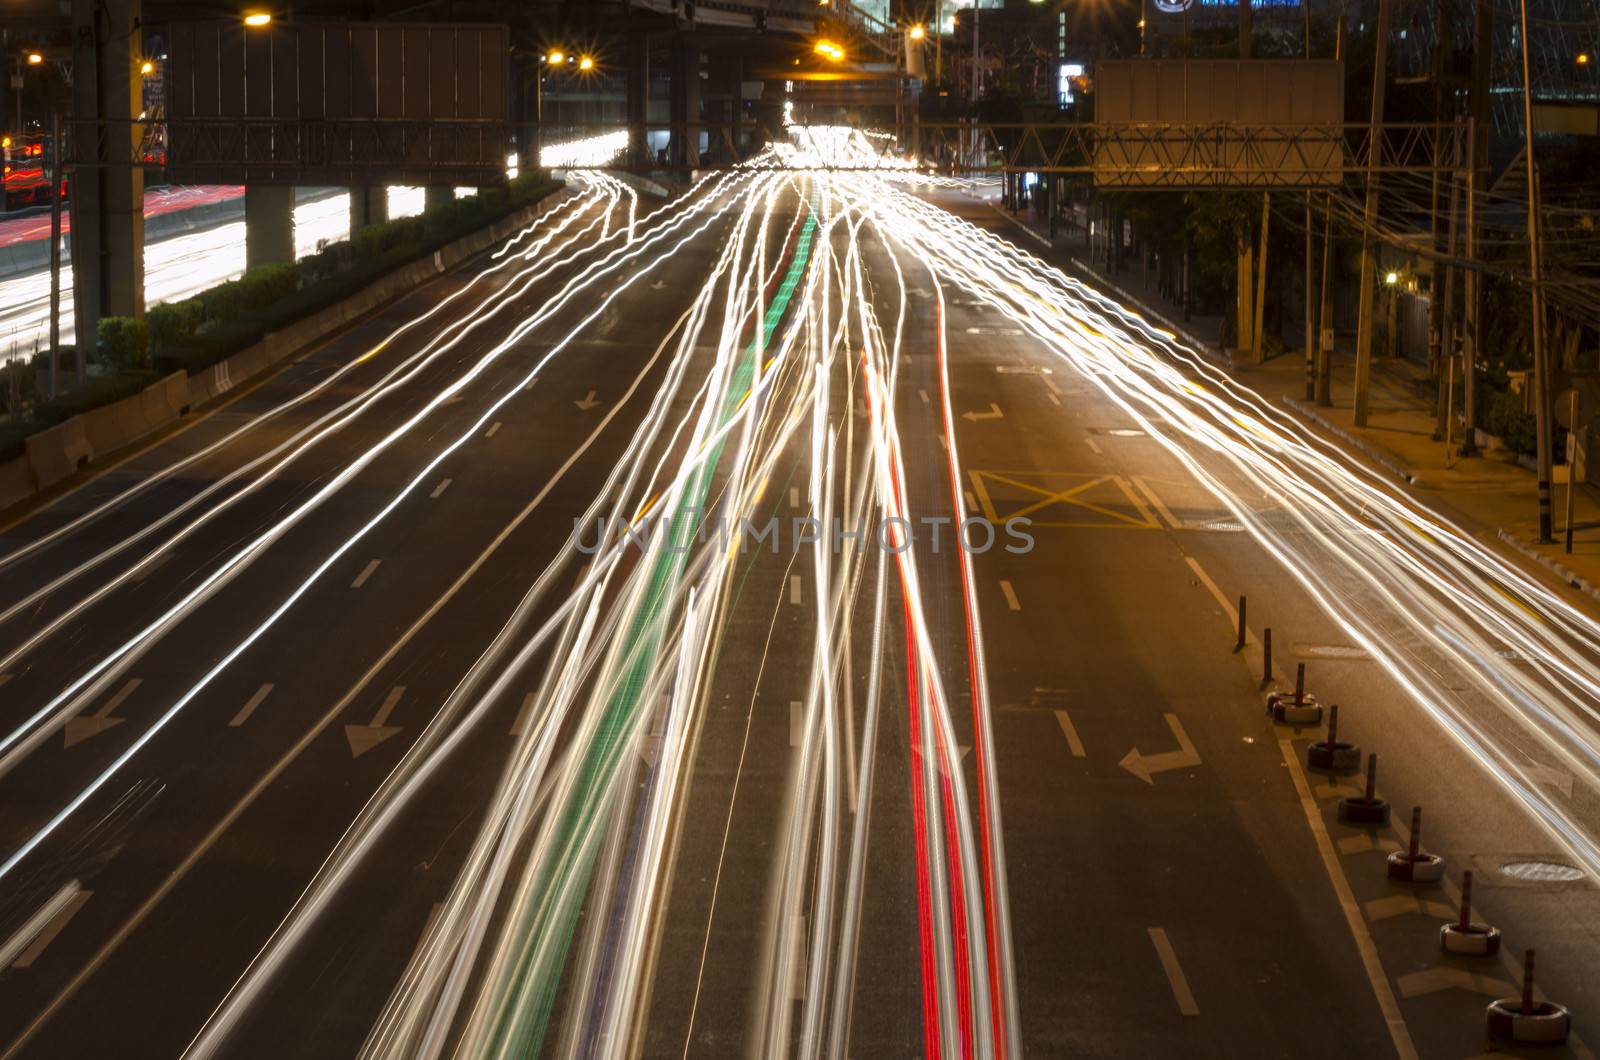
[0,133,1596,1059]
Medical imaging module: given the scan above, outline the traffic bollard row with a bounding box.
[1266,661,1322,725]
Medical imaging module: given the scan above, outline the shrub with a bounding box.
[1486,388,1537,456]
[201,262,299,326]
[148,299,204,351]
[96,317,150,370]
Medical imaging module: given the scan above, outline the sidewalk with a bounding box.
[972,189,1600,607]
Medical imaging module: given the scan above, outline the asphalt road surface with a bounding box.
[0,137,1596,1060]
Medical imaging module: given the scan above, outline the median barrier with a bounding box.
[1440,872,1500,956]
[1487,951,1570,1044]
[24,416,90,490]
[0,454,33,509]
[1306,704,1361,773]
[1337,753,1391,825]
[1386,806,1445,882]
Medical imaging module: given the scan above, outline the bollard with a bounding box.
[1487,948,1571,1043]
[1235,595,1247,653]
[1442,871,1501,955]
[1337,753,1391,825]
[1262,628,1273,686]
[1387,805,1444,881]
[1267,659,1321,723]
[1307,704,1361,773]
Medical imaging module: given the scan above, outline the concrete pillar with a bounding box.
[627,34,650,168]
[70,0,145,352]
[350,185,387,235]
[244,185,295,269]
[424,186,453,213]
[669,37,701,169]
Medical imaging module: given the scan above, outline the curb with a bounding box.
[1279,396,1418,486]
[1495,527,1600,603]
[1065,256,1233,371]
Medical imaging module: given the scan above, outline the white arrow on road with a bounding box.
[1119,714,1200,784]
[650,280,668,290]
[346,686,404,758]
[962,402,1003,423]
[65,678,140,748]
[574,390,601,411]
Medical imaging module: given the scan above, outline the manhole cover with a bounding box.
[1500,861,1585,883]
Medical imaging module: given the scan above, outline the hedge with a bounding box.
[96,317,150,370]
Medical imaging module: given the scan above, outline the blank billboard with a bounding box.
[1093,60,1345,188]
[164,22,509,185]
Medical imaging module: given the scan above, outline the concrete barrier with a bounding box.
[0,192,557,515]
[24,417,91,491]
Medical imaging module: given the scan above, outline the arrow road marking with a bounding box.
[574,390,600,411]
[345,685,405,758]
[65,679,140,748]
[1118,714,1200,784]
[1396,967,1512,1000]
[1053,710,1085,758]
[962,402,1003,423]
[650,280,667,290]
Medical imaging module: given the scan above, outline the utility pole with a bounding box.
[1518,0,1553,541]
[1436,125,1462,442]
[1461,0,1491,456]
[1316,17,1345,407]
[49,112,63,395]
[1353,0,1394,427]
[972,2,981,101]
[1304,5,1315,399]
[1240,0,1253,58]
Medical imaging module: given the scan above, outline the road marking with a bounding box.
[484,421,502,438]
[1396,967,1512,1000]
[999,580,1021,612]
[790,701,804,747]
[1337,834,1402,856]
[939,434,949,451]
[1118,714,1200,784]
[1084,436,1102,455]
[1053,710,1085,757]
[65,678,140,748]
[1364,894,1454,922]
[350,559,382,589]
[229,684,275,728]
[919,389,930,405]
[523,378,538,392]
[1146,928,1199,1016]
[789,575,802,605]
[964,489,979,511]
[0,673,10,689]
[345,686,405,758]
[574,390,601,411]
[1182,556,1256,646]
[1130,476,1181,531]
[789,487,800,509]
[1280,739,1419,1060]
[962,402,1004,423]
[510,692,538,737]
[430,478,452,499]
[1046,391,1062,406]
[0,884,85,970]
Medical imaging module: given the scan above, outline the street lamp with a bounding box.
[546,49,566,65]
[814,40,845,61]
[243,12,272,27]
[578,55,594,71]
[1385,271,1400,285]
[140,60,154,75]
[26,52,43,65]
[909,25,926,41]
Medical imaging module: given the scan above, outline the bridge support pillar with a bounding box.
[627,34,650,168]
[669,37,701,169]
[350,185,387,236]
[245,185,295,269]
[69,0,145,352]
[424,186,454,213]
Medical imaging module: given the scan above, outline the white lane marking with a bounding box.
[1280,739,1419,1060]
[523,378,538,392]
[1146,928,1199,1016]
[999,580,1021,612]
[510,692,537,737]
[350,559,382,589]
[1130,476,1181,530]
[229,684,275,728]
[789,487,800,509]
[964,490,979,511]
[1084,436,1103,455]
[790,701,804,747]
[484,421,502,438]
[939,434,949,451]
[430,478,453,499]
[9,887,92,970]
[1053,710,1085,757]
[1183,556,1257,647]
[1046,391,1062,407]
[789,575,802,606]
[0,883,83,970]
[919,389,930,405]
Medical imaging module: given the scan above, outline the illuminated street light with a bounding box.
[814,39,845,61]
[243,12,272,27]
[1385,271,1400,285]
[909,25,926,41]
[578,55,595,71]
[140,60,155,75]
[545,49,565,64]
[1579,53,1591,66]
[26,52,44,65]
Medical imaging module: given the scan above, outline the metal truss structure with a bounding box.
[65,116,510,186]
